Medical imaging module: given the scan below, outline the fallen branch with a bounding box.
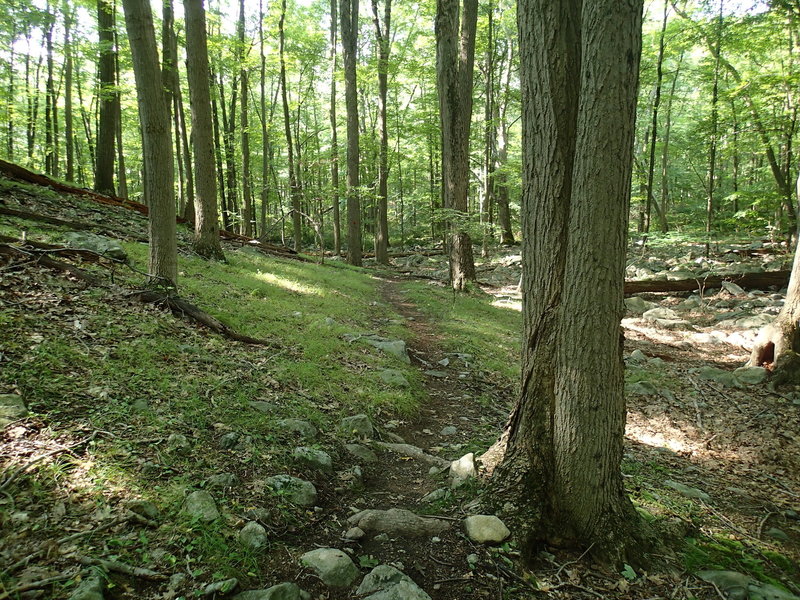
[624,270,790,295]
[0,243,104,285]
[0,573,75,600]
[76,556,165,580]
[136,291,276,346]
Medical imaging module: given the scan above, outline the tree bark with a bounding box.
[372,0,391,265]
[95,0,117,195]
[238,0,254,237]
[183,0,225,260]
[341,0,362,265]
[329,0,342,256]
[63,3,75,181]
[492,0,650,565]
[435,0,478,290]
[121,0,177,288]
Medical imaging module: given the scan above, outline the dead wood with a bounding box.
[623,270,790,295]
[136,291,276,346]
[0,574,74,600]
[0,243,104,285]
[76,556,165,580]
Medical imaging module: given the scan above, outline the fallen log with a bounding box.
[0,243,104,285]
[624,270,791,295]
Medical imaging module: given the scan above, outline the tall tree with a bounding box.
[492,0,650,563]
[279,0,303,251]
[95,0,117,195]
[44,5,57,176]
[121,0,177,288]
[436,0,478,291]
[329,0,342,255]
[63,1,75,181]
[238,0,254,237]
[183,0,225,260]
[372,0,392,265]
[341,0,362,265]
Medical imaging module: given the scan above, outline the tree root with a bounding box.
[75,556,165,580]
[136,291,277,346]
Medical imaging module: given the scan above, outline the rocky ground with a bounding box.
[1,177,799,599]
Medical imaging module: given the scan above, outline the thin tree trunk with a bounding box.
[371,0,391,265]
[44,7,57,176]
[645,0,669,234]
[706,1,722,258]
[329,0,342,255]
[113,15,128,198]
[341,0,362,265]
[660,50,682,219]
[238,0,253,236]
[64,4,75,181]
[95,0,116,194]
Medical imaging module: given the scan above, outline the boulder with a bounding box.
[733,366,768,385]
[374,442,449,468]
[239,521,268,550]
[300,548,360,588]
[183,491,219,522]
[64,232,127,261]
[347,508,450,538]
[356,565,431,600]
[277,419,318,440]
[203,578,239,596]
[340,414,374,438]
[292,447,333,474]
[265,475,317,506]
[464,515,511,544]
[233,583,311,600]
[377,369,410,387]
[345,443,378,463]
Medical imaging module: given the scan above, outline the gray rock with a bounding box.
[624,297,658,315]
[0,394,28,427]
[627,349,649,363]
[735,314,773,329]
[733,366,768,385]
[464,515,510,544]
[697,571,752,600]
[695,366,740,388]
[347,508,451,538]
[167,433,190,452]
[292,447,333,474]
[68,568,105,600]
[277,419,318,440]
[184,491,219,522]
[220,432,241,449]
[643,307,680,321]
[664,479,710,502]
[722,281,746,296]
[626,381,661,396]
[265,475,317,506]
[381,431,406,444]
[64,232,127,261]
[239,521,268,550]
[424,370,448,378]
[450,453,477,482]
[249,401,276,414]
[439,426,457,436]
[207,472,238,488]
[204,578,239,596]
[765,527,789,541]
[345,443,378,463]
[300,548,360,588]
[234,583,311,600]
[346,334,411,363]
[340,414,374,438]
[356,565,431,600]
[126,500,159,521]
[420,488,449,503]
[345,526,365,540]
[377,369,410,387]
[750,583,800,600]
[374,442,449,468]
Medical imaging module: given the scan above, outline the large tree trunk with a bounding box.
[491,0,650,565]
[436,0,478,291]
[372,0,391,265]
[95,0,116,195]
[341,0,362,266]
[329,0,342,256]
[183,0,225,260]
[121,0,177,288]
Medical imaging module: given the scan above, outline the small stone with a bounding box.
[131,398,149,412]
[721,281,746,296]
[244,508,271,522]
[345,443,378,463]
[204,578,239,596]
[167,433,190,452]
[126,500,159,521]
[377,369,410,387]
[277,419,318,439]
[220,432,241,449]
[624,297,658,315]
[249,401,276,414]
[364,338,411,363]
[233,583,310,600]
[292,447,333,474]
[374,442,450,468]
[239,521,268,550]
[733,366,768,385]
[664,479,711,502]
[266,475,317,506]
[628,349,648,363]
[183,491,219,522]
[420,488,449,503]
[464,515,511,544]
[424,370,448,378]
[439,426,457,436]
[374,533,390,542]
[345,527,365,540]
[68,568,105,600]
[340,414,374,438]
[765,527,789,541]
[300,548,360,588]
[356,565,431,600]
[207,472,238,488]
[450,453,476,482]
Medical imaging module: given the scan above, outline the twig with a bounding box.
[433,577,474,585]
[0,573,76,600]
[554,542,595,579]
[756,511,776,539]
[428,552,456,567]
[76,556,165,580]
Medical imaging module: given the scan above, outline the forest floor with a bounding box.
[0,175,799,600]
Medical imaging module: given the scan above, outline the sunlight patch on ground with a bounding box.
[254,270,323,296]
[626,414,698,454]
